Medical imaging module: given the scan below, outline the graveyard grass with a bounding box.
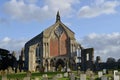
[0,72,69,80]
[0,71,113,80]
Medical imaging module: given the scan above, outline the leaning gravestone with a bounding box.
[114,70,119,80]
[80,74,86,80]
[98,71,103,78]
[101,76,107,80]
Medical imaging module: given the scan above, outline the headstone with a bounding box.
[27,71,31,77]
[80,74,86,80]
[64,72,68,78]
[114,70,119,80]
[86,69,93,77]
[45,67,48,72]
[42,77,48,80]
[23,77,30,80]
[2,75,7,80]
[108,71,113,75]
[70,73,75,80]
[77,70,81,76]
[1,71,7,80]
[52,75,58,80]
[52,67,55,72]
[42,74,48,80]
[101,76,107,80]
[98,71,103,78]
[34,77,39,80]
[8,67,13,74]
[57,74,63,78]
[67,68,71,72]
[103,69,106,74]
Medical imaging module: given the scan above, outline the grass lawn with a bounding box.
[0,71,69,80]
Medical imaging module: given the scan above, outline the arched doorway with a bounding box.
[55,59,65,71]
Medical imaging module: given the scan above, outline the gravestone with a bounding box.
[101,76,107,80]
[26,71,31,77]
[86,69,93,77]
[42,74,48,80]
[34,77,39,80]
[103,69,107,74]
[57,74,63,78]
[23,77,30,80]
[114,70,119,80]
[2,75,7,80]
[67,68,71,72]
[1,70,7,80]
[52,75,58,80]
[77,70,81,76]
[70,73,75,80]
[115,72,120,80]
[98,71,103,78]
[80,74,86,80]
[52,67,55,72]
[8,67,13,74]
[64,72,68,77]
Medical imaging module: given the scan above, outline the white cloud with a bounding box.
[80,32,120,62]
[0,37,28,53]
[78,0,120,18]
[3,0,79,22]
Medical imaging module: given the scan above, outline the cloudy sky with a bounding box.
[0,0,120,61]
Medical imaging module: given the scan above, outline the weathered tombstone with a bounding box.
[23,77,30,80]
[101,76,107,80]
[1,70,7,80]
[34,77,39,80]
[57,74,63,78]
[108,71,113,75]
[67,68,71,72]
[8,67,13,74]
[98,71,103,78]
[80,74,86,80]
[52,67,55,72]
[52,76,57,80]
[115,72,120,80]
[114,70,119,80]
[1,75,7,80]
[103,69,106,74]
[27,71,31,77]
[86,69,93,77]
[70,73,75,80]
[77,70,81,76]
[44,67,48,72]
[42,74,48,80]
[64,72,68,78]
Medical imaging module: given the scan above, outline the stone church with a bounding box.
[24,12,94,72]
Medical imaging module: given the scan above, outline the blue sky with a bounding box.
[0,0,120,61]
